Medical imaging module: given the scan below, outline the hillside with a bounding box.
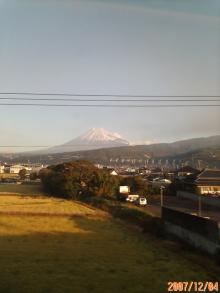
[0,135,219,168]
[36,128,130,154]
[0,135,219,165]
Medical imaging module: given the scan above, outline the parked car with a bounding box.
[126,194,139,203]
[138,197,147,206]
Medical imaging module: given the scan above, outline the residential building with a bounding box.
[195,169,220,195]
[0,165,4,173]
[176,166,200,178]
[9,165,26,174]
[110,170,118,176]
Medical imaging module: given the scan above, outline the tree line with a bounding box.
[39,160,154,200]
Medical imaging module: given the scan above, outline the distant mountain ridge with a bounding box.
[0,135,219,167]
[69,134,220,161]
[46,132,220,156]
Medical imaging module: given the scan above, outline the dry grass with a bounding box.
[0,195,104,217]
[0,173,19,179]
[0,194,219,293]
[0,183,43,195]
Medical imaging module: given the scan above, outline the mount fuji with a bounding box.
[46,128,130,154]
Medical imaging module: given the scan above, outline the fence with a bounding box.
[177,191,220,208]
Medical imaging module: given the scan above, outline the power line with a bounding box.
[0,92,219,98]
[0,103,219,107]
[0,145,72,147]
[0,97,219,102]
[0,92,219,107]
[0,145,129,148]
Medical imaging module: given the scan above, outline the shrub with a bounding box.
[39,161,121,200]
[121,176,148,196]
[215,247,220,266]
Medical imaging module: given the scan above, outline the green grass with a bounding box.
[0,183,43,195]
[0,195,219,293]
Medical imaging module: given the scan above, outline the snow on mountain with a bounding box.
[45,128,129,154]
[76,128,124,143]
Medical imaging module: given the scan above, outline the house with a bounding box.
[176,166,200,178]
[195,169,220,196]
[147,167,163,181]
[138,167,151,175]
[0,165,4,174]
[152,178,172,189]
[118,185,130,200]
[102,167,118,176]
[110,170,118,176]
[119,186,130,195]
[9,165,26,174]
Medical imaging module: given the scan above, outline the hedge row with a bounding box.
[79,196,164,237]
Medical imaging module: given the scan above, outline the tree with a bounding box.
[89,170,121,198]
[39,160,120,200]
[19,169,27,180]
[30,172,38,180]
[121,176,147,196]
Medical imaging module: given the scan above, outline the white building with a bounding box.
[0,165,4,173]
[119,186,130,194]
[110,170,118,176]
[9,165,26,174]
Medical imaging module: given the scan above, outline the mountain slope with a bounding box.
[73,135,220,161]
[46,128,129,153]
[1,135,219,167]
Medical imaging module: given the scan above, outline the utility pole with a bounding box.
[198,195,202,217]
[160,186,165,208]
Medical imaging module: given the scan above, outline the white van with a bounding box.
[126,194,139,202]
[138,197,147,206]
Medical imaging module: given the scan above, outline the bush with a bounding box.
[19,169,27,180]
[30,172,38,181]
[142,217,164,237]
[80,196,164,236]
[215,247,220,266]
[80,196,109,209]
[40,161,121,200]
[121,176,148,196]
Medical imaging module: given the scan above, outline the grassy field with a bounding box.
[0,183,43,195]
[0,173,19,179]
[0,195,102,216]
[0,194,219,293]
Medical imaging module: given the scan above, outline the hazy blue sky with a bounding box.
[0,0,220,151]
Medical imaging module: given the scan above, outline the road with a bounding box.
[145,195,220,222]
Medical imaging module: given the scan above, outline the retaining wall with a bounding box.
[162,207,220,255]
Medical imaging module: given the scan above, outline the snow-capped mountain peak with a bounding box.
[46,128,129,153]
[78,128,123,142]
